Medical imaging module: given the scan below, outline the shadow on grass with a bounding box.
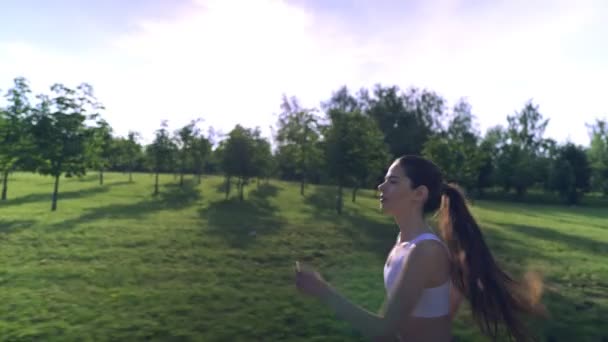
[552,217,608,232]
[501,224,608,256]
[73,174,99,182]
[303,185,396,260]
[252,183,280,198]
[0,186,111,207]
[199,183,285,248]
[48,180,202,231]
[103,180,133,187]
[215,178,228,195]
[455,285,608,341]
[533,289,608,342]
[214,178,279,197]
[0,219,37,234]
[460,222,608,341]
[476,200,608,224]
[478,189,608,209]
[155,181,202,206]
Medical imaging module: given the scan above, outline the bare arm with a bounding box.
[448,282,464,320]
[318,241,445,339]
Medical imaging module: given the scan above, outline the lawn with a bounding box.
[0,172,606,341]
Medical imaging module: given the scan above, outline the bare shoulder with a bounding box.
[408,239,450,284]
[411,238,448,261]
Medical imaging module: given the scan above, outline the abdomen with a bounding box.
[397,315,452,342]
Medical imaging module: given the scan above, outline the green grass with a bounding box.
[0,172,606,341]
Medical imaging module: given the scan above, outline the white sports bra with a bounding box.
[383,232,450,318]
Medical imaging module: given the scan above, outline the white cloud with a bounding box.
[0,0,606,146]
[101,0,374,142]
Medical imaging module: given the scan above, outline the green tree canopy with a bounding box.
[30,83,103,211]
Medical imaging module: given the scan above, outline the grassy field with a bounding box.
[0,172,606,341]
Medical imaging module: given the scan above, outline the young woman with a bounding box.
[295,155,546,341]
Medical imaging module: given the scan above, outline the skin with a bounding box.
[295,160,464,341]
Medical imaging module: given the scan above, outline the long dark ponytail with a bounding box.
[440,183,546,341]
[397,155,546,341]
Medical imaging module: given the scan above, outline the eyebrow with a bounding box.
[385,175,400,180]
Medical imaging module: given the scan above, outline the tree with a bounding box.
[363,84,447,158]
[86,118,113,185]
[252,131,274,185]
[275,143,299,181]
[323,110,349,214]
[423,98,483,193]
[348,115,390,202]
[274,95,322,195]
[586,119,608,195]
[213,140,231,197]
[202,126,222,174]
[148,121,175,195]
[106,132,143,179]
[323,88,390,212]
[221,125,258,201]
[497,100,550,197]
[538,138,559,191]
[174,119,201,187]
[476,126,505,193]
[507,100,549,152]
[0,77,33,200]
[125,131,143,182]
[549,143,591,204]
[192,133,212,185]
[30,83,102,211]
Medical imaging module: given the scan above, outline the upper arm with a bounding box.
[449,282,464,320]
[381,241,448,333]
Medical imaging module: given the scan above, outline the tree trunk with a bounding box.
[336,183,343,215]
[99,169,104,185]
[1,170,8,200]
[352,186,358,203]
[129,170,133,183]
[154,172,159,195]
[257,178,260,188]
[239,177,244,201]
[197,172,202,185]
[225,176,231,199]
[300,178,305,196]
[51,174,60,211]
[180,172,184,187]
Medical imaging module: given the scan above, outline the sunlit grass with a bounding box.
[0,172,605,341]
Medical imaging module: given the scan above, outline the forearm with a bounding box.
[319,285,389,339]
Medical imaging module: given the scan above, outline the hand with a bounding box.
[294,261,330,298]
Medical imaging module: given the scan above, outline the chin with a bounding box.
[379,203,392,215]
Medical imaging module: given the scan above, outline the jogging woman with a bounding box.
[295,155,545,341]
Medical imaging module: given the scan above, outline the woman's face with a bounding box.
[377,161,419,216]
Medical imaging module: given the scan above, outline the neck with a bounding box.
[394,210,429,242]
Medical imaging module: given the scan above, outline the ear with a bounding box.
[413,184,429,203]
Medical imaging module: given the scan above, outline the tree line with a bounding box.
[1,77,607,212]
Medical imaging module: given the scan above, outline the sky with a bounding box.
[0,0,607,146]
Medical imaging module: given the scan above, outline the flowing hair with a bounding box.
[398,155,547,341]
